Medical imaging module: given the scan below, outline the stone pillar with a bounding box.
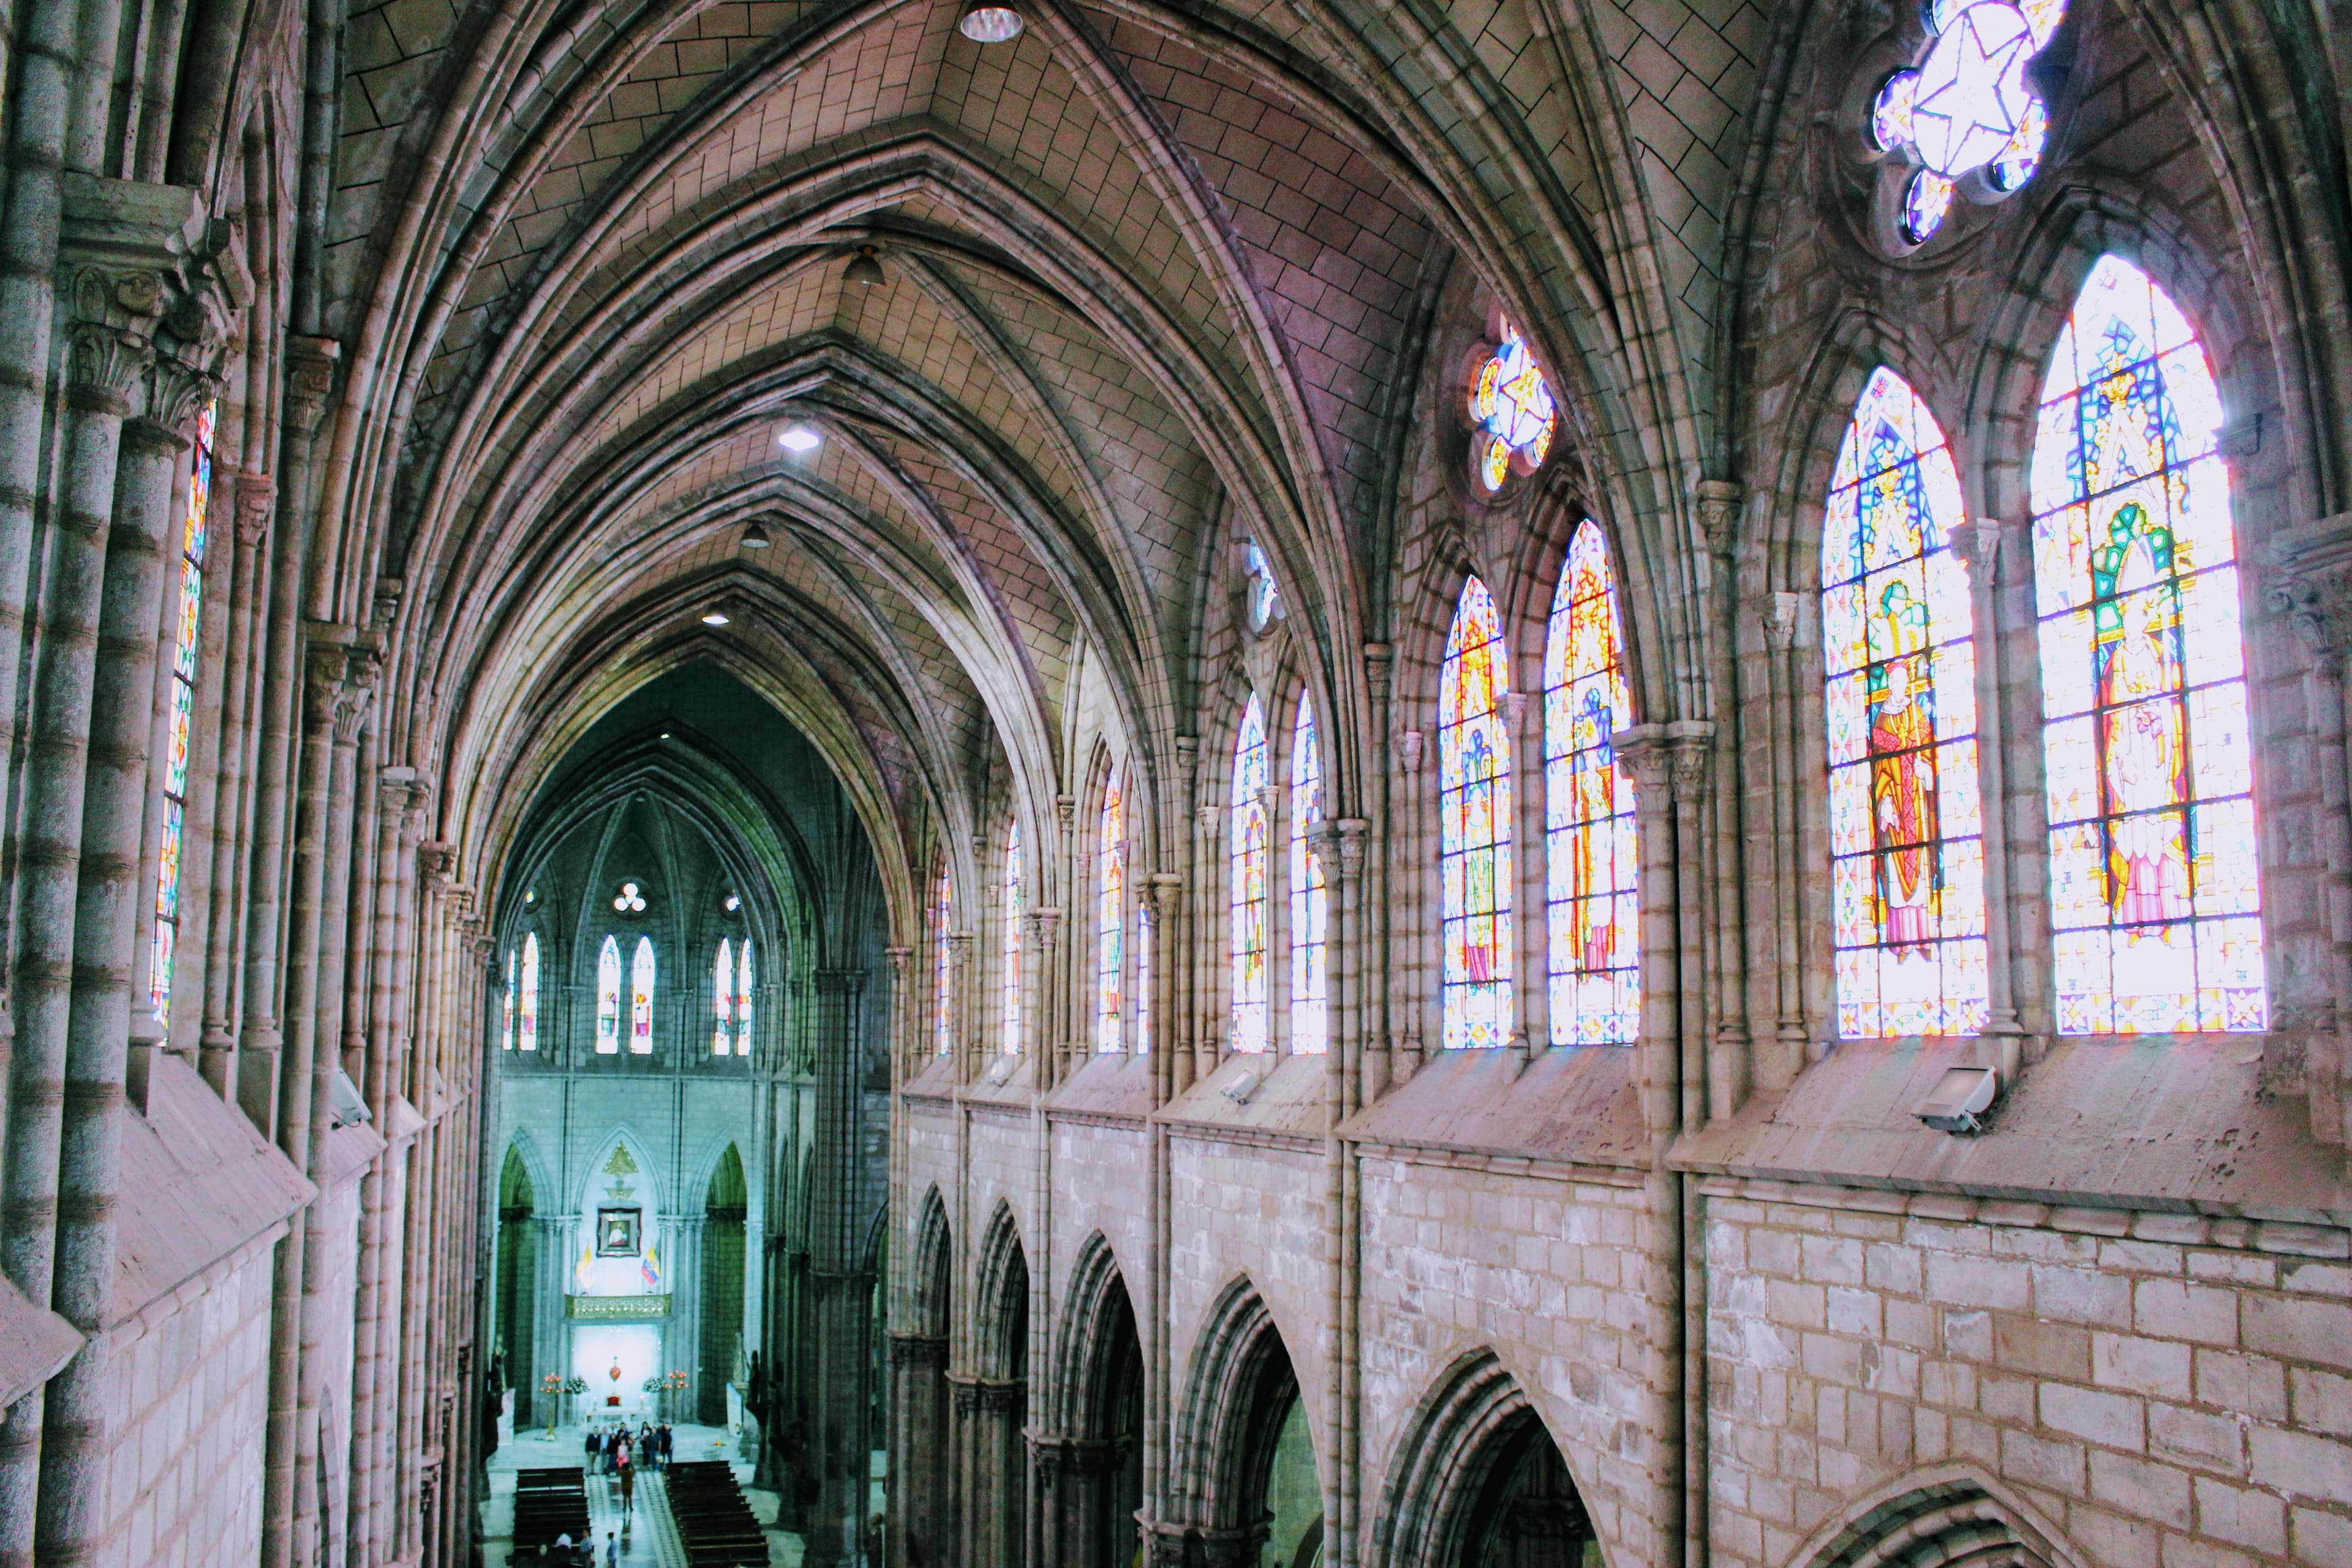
[886,1332,949,1568]
[1757,590,1807,1091]
[1951,518,2029,1079]
[805,967,874,1566]
[196,471,273,1097]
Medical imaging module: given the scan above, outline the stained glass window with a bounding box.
[1289,694,1328,1054]
[1002,822,1023,1055]
[1468,319,1558,492]
[630,936,655,1053]
[1544,522,1641,1044]
[933,863,954,1057]
[737,938,754,1056]
[1245,543,1281,631]
[2032,255,2265,1034]
[1230,697,1270,1053]
[596,935,622,1052]
[1869,0,2067,240]
[519,933,539,1051]
[1096,769,1126,1053]
[1824,368,1991,1038]
[149,399,216,1028]
[1441,578,1514,1049]
[714,939,736,1055]
[502,949,516,1050]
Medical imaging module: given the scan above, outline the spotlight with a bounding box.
[739,520,772,549]
[842,245,886,287]
[777,426,822,453]
[701,608,731,627]
[959,2,1022,41]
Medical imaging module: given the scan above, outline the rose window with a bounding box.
[1869,0,2065,243]
[1468,318,1558,492]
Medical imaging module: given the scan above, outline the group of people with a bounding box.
[585,1419,674,1476]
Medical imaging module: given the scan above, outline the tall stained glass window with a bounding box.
[714,939,736,1055]
[630,936,656,1053]
[149,399,216,1027]
[596,935,622,1052]
[737,938,754,1056]
[2032,255,2264,1033]
[1824,368,1990,1038]
[1289,694,1327,1054]
[502,949,516,1050]
[1096,770,1126,1052]
[1544,522,1641,1043]
[1230,697,1270,1053]
[934,864,954,1057]
[1002,823,1023,1054]
[519,932,539,1051]
[1440,578,1513,1049]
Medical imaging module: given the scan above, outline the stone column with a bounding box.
[1698,480,1752,1120]
[197,472,273,1096]
[1951,518,2028,1079]
[1392,727,1428,1079]
[805,967,874,1566]
[1757,591,1806,1091]
[886,1332,949,1568]
[0,243,159,1565]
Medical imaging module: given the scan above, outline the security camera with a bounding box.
[1221,1069,1257,1107]
[1915,1066,1999,1134]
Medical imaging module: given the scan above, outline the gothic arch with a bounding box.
[1369,1348,1601,1568]
[972,1199,1031,1381]
[911,1186,953,1340]
[1166,1275,1314,1543]
[1788,1464,2086,1568]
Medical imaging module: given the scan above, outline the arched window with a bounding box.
[1002,822,1023,1055]
[149,399,216,1028]
[933,862,954,1057]
[1440,577,1513,1049]
[502,949,516,1050]
[737,938,754,1056]
[630,936,656,1053]
[1824,368,1989,1038]
[519,933,539,1052]
[1096,769,1126,1053]
[2031,255,2264,1033]
[1289,693,1327,1054]
[1230,696,1270,1053]
[714,939,736,1055]
[1544,521,1641,1044]
[596,935,622,1053]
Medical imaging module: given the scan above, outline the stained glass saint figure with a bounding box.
[1441,577,1513,1048]
[1544,522,1640,1043]
[1231,699,1270,1053]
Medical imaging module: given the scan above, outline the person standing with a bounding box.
[604,1531,618,1568]
[619,1454,635,1513]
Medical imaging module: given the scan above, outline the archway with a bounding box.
[494,1149,539,1427]
[891,1191,955,1567]
[1170,1279,1323,1568]
[1045,1235,1146,1568]
[699,1145,748,1425]
[1373,1352,1599,1568]
[967,1206,1031,1568]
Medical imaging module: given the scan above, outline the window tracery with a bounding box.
[1097,769,1126,1053]
[1468,319,1558,492]
[150,399,216,1027]
[1441,577,1513,1049]
[1868,0,2065,241]
[1231,698,1270,1054]
[1824,368,1991,1038]
[597,935,622,1053]
[630,935,655,1053]
[2031,255,2265,1033]
[1544,522,1641,1044]
[1290,694,1327,1054]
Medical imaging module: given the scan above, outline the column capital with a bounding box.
[285,334,342,435]
[1760,590,1802,652]
[233,470,274,544]
[2267,512,2352,671]
[1697,477,1745,557]
[1947,516,2008,581]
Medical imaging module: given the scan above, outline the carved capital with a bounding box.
[285,335,342,436]
[66,266,163,409]
[303,641,348,714]
[884,945,913,977]
[2267,513,2352,672]
[1665,720,1716,801]
[1150,872,1183,912]
[1362,641,1393,704]
[1333,818,1369,881]
[1500,690,1529,736]
[418,841,457,886]
[334,650,380,745]
[233,471,274,544]
[1611,724,1675,794]
[1697,479,1744,557]
[1947,516,2006,584]
[1055,793,1075,828]
[1395,728,1425,774]
[1760,590,1801,653]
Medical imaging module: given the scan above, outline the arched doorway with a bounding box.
[495,1149,538,1427]
[892,1192,954,1567]
[1170,1279,1323,1567]
[967,1207,1030,1568]
[699,1145,748,1425]
[1046,1236,1147,1568]
[1374,1351,1599,1568]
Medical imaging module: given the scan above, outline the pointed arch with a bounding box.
[1824,367,1990,1039]
[2030,255,2266,1033]
[595,933,622,1052]
[1790,1463,2086,1568]
[1368,1349,1597,1568]
[1289,690,1327,1055]
[1167,1275,1313,1540]
[912,1186,954,1341]
[1230,695,1270,1053]
[973,1200,1031,1382]
[1543,519,1641,1044]
[1439,576,1513,1050]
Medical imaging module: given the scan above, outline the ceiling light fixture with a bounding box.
[842,245,886,287]
[959,2,1022,42]
[701,608,731,627]
[777,426,822,453]
[740,520,772,549]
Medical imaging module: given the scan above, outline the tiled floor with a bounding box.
[481,1421,799,1567]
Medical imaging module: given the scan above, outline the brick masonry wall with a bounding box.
[91,1240,277,1568]
[1702,1183,2352,1568]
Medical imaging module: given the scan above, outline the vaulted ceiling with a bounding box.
[322,0,1765,924]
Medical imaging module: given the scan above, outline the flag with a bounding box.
[642,1241,661,1292]
[576,1236,594,1289]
